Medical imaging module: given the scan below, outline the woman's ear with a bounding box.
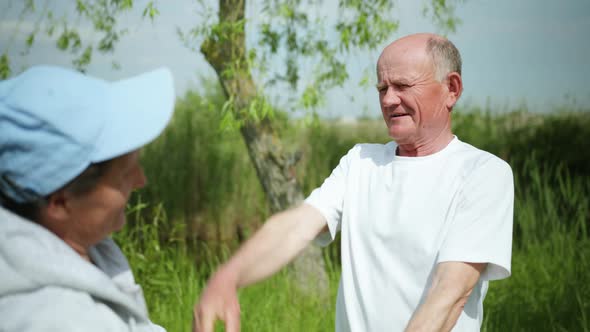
[42,190,70,224]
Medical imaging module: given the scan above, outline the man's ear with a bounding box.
[445,72,463,110]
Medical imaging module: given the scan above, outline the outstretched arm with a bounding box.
[405,261,486,332]
[193,203,327,332]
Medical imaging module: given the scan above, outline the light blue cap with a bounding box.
[0,65,175,203]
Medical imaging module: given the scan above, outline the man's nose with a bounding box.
[381,86,401,107]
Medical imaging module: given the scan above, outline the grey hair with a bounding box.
[426,37,462,82]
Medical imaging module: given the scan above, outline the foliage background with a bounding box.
[115,91,590,331]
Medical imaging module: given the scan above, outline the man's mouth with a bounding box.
[390,113,409,118]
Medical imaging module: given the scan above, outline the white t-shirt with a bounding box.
[305,137,514,332]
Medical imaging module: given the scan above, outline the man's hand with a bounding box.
[192,204,328,332]
[193,268,240,332]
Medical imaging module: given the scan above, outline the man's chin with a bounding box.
[388,129,412,143]
[387,121,415,137]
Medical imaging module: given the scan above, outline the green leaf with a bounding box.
[301,84,322,109]
[120,0,134,10]
[423,0,462,33]
[72,45,92,71]
[56,30,70,50]
[69,31,82,52]
[26,32,35,48]
[219,108,238,132]
[249,99,260,122]
[75,0,87,14]
[0,54,11,80]
[142,2,160,21]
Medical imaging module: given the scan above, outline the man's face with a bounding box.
[64,151,146,248]
[376,40,450,146]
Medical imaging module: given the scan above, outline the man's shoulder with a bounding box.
[452,139,513,178]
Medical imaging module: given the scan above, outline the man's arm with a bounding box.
[193,203,328,332]
[405,261,486,332]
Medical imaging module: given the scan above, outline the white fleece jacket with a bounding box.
[0,207,165,332]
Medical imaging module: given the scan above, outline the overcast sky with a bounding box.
[1,0,589,117]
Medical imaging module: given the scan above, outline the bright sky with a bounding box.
[1,0,589,117]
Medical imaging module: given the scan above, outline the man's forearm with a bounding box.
[405,262,485,332]
[404,283,470,332]
[193,204,327,332]
[215,204,327,288]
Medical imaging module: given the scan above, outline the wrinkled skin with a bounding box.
[41,151,146,261]
[376,33,462,156]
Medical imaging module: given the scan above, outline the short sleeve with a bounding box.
[304,145,356,246]
[438,157,514,281]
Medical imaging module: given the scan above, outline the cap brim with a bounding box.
[91,68,175,162]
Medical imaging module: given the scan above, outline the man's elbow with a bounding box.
[454,288,473,311]
[431,262,487,307]
[429,278,474,310]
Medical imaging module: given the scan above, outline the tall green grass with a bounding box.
[115,201,339,332]
[483,162,589,331]
[116,91,589,331]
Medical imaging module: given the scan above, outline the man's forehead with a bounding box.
[377,68,416,83]
[376,46,433,82]
[376,59,431,82]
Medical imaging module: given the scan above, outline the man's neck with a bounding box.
[396,131,454,157]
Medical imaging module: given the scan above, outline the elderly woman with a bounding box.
[0,66,175,331]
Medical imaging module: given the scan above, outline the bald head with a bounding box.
[377,33,462,82]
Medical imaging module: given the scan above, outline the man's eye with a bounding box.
[376,85,388,92]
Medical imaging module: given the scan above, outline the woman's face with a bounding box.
[60,151,146,250]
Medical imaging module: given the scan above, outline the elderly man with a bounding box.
[194,33,513,331]
[0,66,175,331]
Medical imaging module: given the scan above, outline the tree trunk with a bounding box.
[200,0,328,295]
